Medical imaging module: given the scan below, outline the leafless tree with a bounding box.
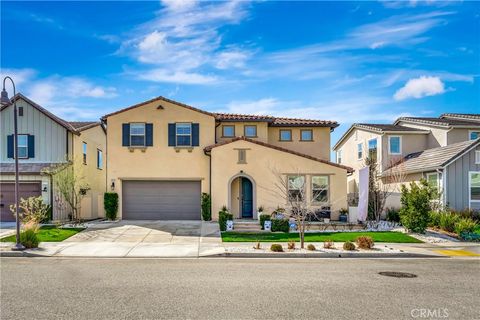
[42,161,90,223]
[366,157,406,223]
[271,168,315,249]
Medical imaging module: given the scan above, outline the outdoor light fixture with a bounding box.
[2,76,25,251]
[111,180,115,191]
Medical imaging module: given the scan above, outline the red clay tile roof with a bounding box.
[204,137,353,173]
[214,113,338,128]
[102,97,338,128]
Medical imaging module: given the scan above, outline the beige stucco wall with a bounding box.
[335,128,381,194]
[447,128,477,144]
[210,139,348,220]
[216,122,269,143]
[397,121,446,148]
[106,99,216,219]
[381,133,428,171]
[73,125,106,219]
[267,127,331,160]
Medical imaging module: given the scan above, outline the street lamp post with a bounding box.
[1,76,25,251]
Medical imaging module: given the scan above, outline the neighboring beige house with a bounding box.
[0,94,106,221]
[333,113,480,210]
[102,96,352,221]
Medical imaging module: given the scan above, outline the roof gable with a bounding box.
[1,93,78,133]
[102,96,214,120]
[205,136,353,173]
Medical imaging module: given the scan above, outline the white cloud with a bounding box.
[116,0,250,83]
[394,76,445,101]
[0,68,36,89]
[137,69,217,84]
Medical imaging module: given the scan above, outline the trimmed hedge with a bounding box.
[219,209,233,232]
[104,193,119,220]
[272,218,289,233]
[259,214,271,230]
[201,193,212,221]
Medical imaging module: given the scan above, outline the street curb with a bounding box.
[0,251,48,258]
[222,252,446,258]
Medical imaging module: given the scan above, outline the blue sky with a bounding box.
[1,0,479,151]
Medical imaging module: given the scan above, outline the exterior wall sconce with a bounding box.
[110,179,115,191]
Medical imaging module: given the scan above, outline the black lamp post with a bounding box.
[1,76,25,251]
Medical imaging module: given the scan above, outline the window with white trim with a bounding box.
[475,151,480,164]
[17,135,28,159]
[176,123,192,146]
[368,138,377,161]
[97,149,103,169]
[388,136,401,155]
[312,175,329,203]
[426,172,439,192]
[82,142,87,164]
[469,131,480,140]
[357,143,363,160]
[287,175,305,202]
[470,172,480,204]
[130,123,146,146]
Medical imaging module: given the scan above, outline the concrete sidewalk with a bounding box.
[1,221,224,258]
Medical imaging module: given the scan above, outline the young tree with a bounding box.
[42,162,90,223]
[365,157,406,223]
[271,169,312,249]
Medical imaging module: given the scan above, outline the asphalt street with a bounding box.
[1,258,479,320]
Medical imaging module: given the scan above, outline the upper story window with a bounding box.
[18,107,24,116]
[82,142,87,164]
[176,123,192,146]
[426,172,439,192]
[312,175,329,203]
[337,149,342,164]
[279,129,292,141]
[244,125,257,137]
[475,151,480,165]
[17,135,28,159]
[97,149,103,169]
[388,136,401,155]
[287,175,305,202]
[130,123,146,147]
[470,131,480,140]
[357,143,363,160]
[222,125,235,138]
[368,138,377,161]
[300,130,313,141]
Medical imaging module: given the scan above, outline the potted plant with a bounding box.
[339,208,348,222]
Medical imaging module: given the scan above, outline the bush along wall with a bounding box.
[104,193,119,220]
[218,208,233,232]
[259,214,271,230]
[201,193,212,221]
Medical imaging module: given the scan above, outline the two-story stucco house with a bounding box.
[0,94,107,221]
[333,113,480,211]
[102,96,352,221]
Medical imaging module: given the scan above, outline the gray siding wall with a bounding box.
[445,145,480,210]
[0,99,69,162]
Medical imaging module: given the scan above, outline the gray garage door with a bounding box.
[122,180,201,220]
[1,182,42,222]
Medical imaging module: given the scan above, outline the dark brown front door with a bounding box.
[0,182,42,222]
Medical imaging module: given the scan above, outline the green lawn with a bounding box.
[221,231,422,243]
[0,226,84,242]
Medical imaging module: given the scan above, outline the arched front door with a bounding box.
[241,177,253,218]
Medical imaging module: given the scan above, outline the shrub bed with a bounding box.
[201,193,212,221]
[428,210,478,239]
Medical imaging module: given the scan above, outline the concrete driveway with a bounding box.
[36,220,223,258]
